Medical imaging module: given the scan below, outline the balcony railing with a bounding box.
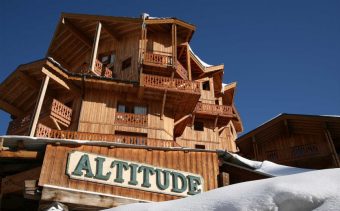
[7,99,72,135]
[264,143,329,162]
[80,59,113,78]
[114,112,148,127]
[49,99,72,126]
[142,74,200,94]
[143,52,172,66]
[35,124,180,148]
[195,102,233,117]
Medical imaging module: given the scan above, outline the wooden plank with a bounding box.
[0,150,42,159]
[41,67,81,95]
[90,22,102,73]
[101,22,119,42]
[17,71,40,90]
[324,128,340,167]
[29,75,49,137]
[62,18,92,48]
[0,99,23,117]
[41,186,143,208]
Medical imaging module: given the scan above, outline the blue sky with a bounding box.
[0,0,339,135]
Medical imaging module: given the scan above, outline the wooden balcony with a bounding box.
[35,124,180,148]
[143,52,172,67]
[265,143,330,162]
[142,74,200,94]
[176,60,188,80]
[194,102,233,117]
[80,59,113,78]
[7,99,72,135]
[114,112,148,127]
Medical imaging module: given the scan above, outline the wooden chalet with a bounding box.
[0,13,243,210]
[236,114,340,169]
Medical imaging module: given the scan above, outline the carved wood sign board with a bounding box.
[39,145,219,203]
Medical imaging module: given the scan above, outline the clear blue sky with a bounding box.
[0,0,339,135]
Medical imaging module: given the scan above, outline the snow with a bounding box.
[104,168,340,211]
[227,153,313,176]
[188,45,213,68]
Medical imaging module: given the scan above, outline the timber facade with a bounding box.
[0,13,242,210]
[236,114,340,169]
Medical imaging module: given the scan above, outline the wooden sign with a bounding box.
[66,151,204,197]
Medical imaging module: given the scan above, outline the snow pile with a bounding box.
[105,169,340,211]
[228,153,313,176]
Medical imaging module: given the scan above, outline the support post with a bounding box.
[324,126,340,167]
[186,43,192,80]
[90,22,102,73]
[172,23,177,67]
[29,75,50,137]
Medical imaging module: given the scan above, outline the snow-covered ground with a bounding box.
[105,168,340,211]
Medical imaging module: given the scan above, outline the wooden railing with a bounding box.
[143,52,172,66]
[80,59,113,78]
[176,60,188,80]
[195,102,233,117]
[7,99,72,135]
[265,143,329,162]
[49,99,72,125]
[7,114,31,135]
[35,124,179,147]
[115,112,148,127]
[142,74,200,94]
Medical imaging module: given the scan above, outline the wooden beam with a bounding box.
[172,23,177,68]
[213,115,219,131]
[324,127,340,167]
[62,18,92,48]
[0,99,24,117]
[90,22,102,73]
[160,90,167,120]
[29,75,49,137]
[186,43,192,80]
[0,150,42,159]
[41,186,144,209]
[252,136,259,160]
[174,114,192,126]
[41,67,81,95]
[191,113,196,128]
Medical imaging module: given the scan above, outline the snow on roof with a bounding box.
[188,45,213,68]
[105,168,340,211]
[224,153,313,176]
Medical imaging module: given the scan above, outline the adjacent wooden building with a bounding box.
[236,114,340,169]
[0,13,243,210]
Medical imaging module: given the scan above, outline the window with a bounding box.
[202,81,210,91]
[134,106,147,115]
[117,103,147,114]
[100,52,115,69]
[195,144,206,149]
[122,57,132,70]
[194,121,204,131]
[215,100,219,105]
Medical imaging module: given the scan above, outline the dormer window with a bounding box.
[202,81,210,91]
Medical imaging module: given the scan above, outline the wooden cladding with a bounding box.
[264,143,329,162]
[39,145,219,203]
[115,112,148,127]
[143,52,172,66]
[35,124,178,147]
[142,74,200,94]
[195,102,233,117]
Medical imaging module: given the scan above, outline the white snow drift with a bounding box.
[105,168,340,211]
